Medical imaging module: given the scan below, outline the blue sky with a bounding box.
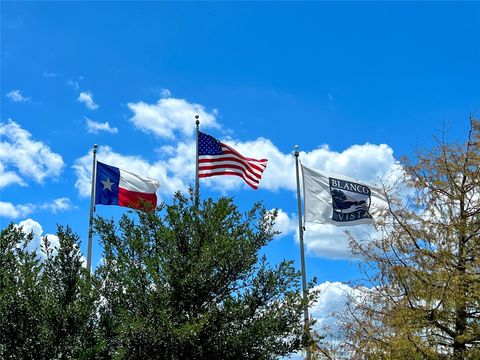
[1,1,479,344]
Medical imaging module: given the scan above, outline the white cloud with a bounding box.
[0,163,24,187]
[39,197,74,213]
[42,72,57,78]
[163,140,196,183]
[303,143,401,183]
[66,80,80,90]
[269,142,400,192]
[309,281,366,353]
[271,208,297,239]
[14,218,60,258]
[207,137,292,192]
[156,144,176,156]
[13,219,86,264]
[273,204,391,259]
[270,208,375,259]
[304,223,352,259]
[128,97,219,139]
[0,201,35,219]
[0,120,64,188]
[182,136,400,194]
[13,219,87,265]
[6,90,30,102]
[160,88,172,98]
[77,91,98,109]
[284,281,366,360]
[0,198,74,219]
[85,117,118,134]
[310,282,363,328]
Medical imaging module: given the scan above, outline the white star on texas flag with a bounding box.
[101,177,114,191]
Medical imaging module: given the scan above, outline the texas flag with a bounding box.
[95,161,159,211]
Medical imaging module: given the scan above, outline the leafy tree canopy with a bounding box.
[335,117,480,359]
[94,192,314,360]
[1,192,315,360]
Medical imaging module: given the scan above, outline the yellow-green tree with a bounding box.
[342,117,480,359]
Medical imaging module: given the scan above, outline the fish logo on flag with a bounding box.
[329,177,372,222]
[302,165,388,226]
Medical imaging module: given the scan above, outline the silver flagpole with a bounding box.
[87,144,98,275]
[195,115,200,206]
[294,145,311,360]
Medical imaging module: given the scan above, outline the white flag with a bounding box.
[302,165,389,226]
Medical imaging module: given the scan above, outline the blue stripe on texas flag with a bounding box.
[95,161,120,206]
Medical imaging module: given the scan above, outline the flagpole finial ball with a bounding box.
[195,114,200,125]
[93,144,98,153]
[294,145,299,157]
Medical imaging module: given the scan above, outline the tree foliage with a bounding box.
[1,193,313,359]
[0,224,99,359]
[340,117,480,359]
[94,193,312,359]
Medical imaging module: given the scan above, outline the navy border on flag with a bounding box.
[329,177,372,222]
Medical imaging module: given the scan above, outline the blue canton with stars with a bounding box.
[198,132,224,156]
[95,161,120,205]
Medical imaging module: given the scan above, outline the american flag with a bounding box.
[198,131,268,190]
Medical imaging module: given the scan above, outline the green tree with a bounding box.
[0,224,44,359]
[94,193,314,360]
[40,225,101,359]
[0,224,100,359]
[341,117,480,359]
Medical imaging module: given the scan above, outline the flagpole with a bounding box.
[294,145,311,360]
[87,144,98,275]
[195,115,200,206]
